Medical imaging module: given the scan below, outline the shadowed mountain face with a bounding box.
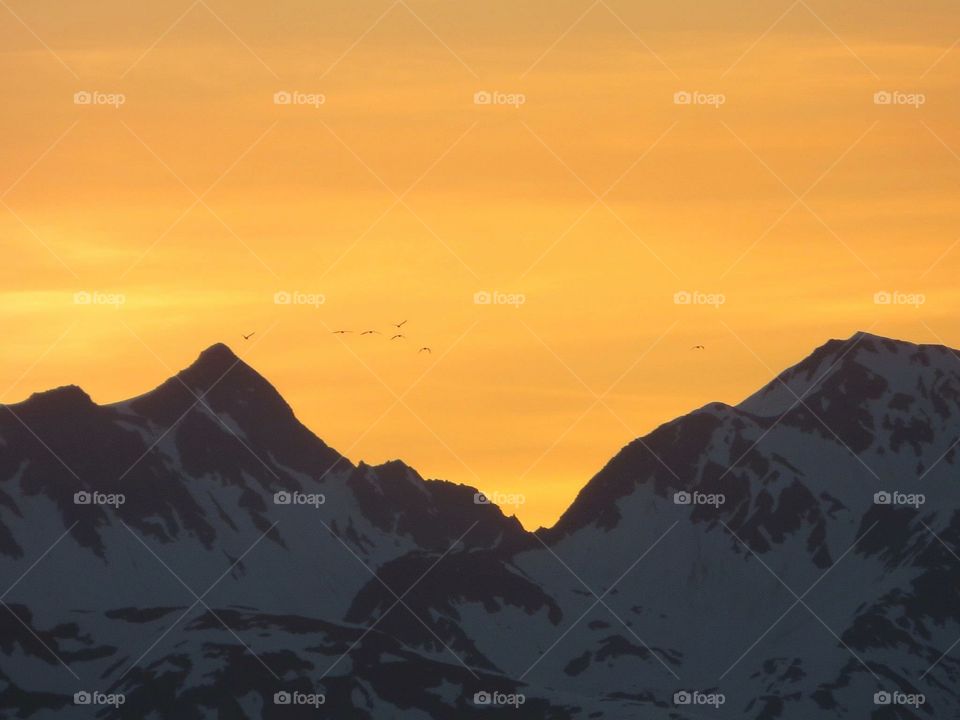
[1,332,958,718]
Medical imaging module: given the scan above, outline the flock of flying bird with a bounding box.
[330,320,431,353]
[242,326,701,354]
[241,321,432,353]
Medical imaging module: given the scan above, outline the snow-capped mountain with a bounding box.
[0,332,957,718]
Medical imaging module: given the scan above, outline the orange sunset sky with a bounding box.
[1,0,959,528]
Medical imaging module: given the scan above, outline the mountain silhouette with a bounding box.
[0,332,957,718]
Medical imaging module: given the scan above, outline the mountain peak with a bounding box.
[196,341,238,362]
[738,331,959,417]
[818,329,949,360]
[123,342,345,478]
[128,343,285,423]
[548,331,960,539]
[801,331,900,367]
[176,343,262,395]
[848,329,883,341]
[184,342,241,378]
[10,384,95,413]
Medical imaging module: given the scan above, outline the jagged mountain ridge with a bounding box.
[0,331,958,719]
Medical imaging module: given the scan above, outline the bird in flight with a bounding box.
[691,345,705,350]
[360,330,380,335]
[391,334,405,340]
[394,320,407,329]
[418,347,431,354]
[242,332,255,340]
[332,330,352,335]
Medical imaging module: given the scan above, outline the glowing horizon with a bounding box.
[3,0,960,528]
